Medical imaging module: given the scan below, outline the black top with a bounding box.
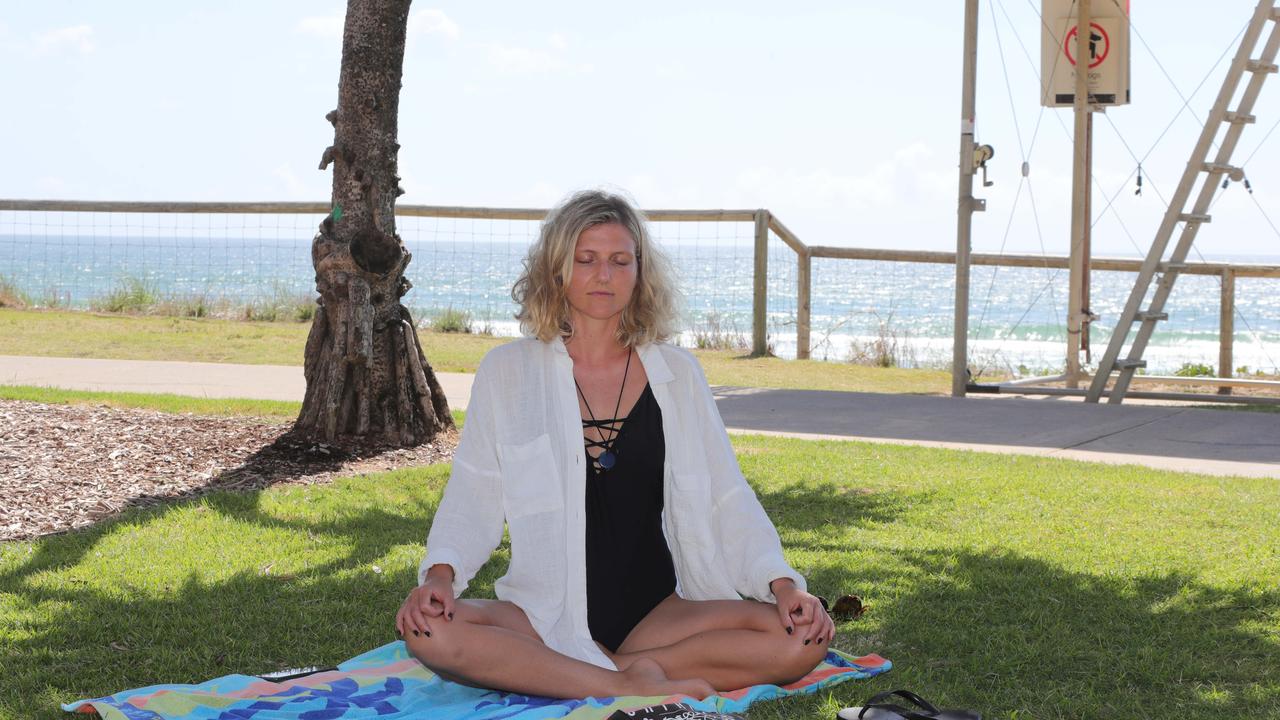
[583,383,677,653]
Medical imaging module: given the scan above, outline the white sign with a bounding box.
[1041,0,1130,107]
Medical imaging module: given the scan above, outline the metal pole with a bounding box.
[1067,0,1092,388]
[953,0,980,397]
[1082,112,1093,364]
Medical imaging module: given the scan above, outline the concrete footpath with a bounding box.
[2,355,1278,479]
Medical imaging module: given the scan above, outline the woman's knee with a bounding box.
[402,602,484,667]
[776,630,832,682]
[404,623,462,669]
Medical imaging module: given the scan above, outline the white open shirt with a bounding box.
[420,337,805,670]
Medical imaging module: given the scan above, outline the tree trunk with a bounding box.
[295,0,452,446]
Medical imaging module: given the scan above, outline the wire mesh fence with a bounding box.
[2,201,1278,375]
[0,205,784,349]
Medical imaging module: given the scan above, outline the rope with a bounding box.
[974,0,1029,341]
[972,0,1069,355]
[990,0,1277,376]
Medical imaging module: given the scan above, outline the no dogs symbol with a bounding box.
[1064,22,1109,69]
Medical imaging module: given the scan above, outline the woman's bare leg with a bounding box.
[608,595,831,691]
[403,599,713,699]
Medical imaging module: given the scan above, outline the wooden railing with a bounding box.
[3,199,1278,381]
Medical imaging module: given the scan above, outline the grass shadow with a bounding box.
[780,549,1280,720]
[0,477,512,719]
[1,430,452,586]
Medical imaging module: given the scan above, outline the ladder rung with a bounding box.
[1225,112,1257,124]
[1115,359,1147,371]
[1134,311,1168,322]
[1178,213,1211,223]
[1247,60,1279,73]
[1202,162,1242,175]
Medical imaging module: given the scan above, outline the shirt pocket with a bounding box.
[496,433,563,519]
[668,471,716,550]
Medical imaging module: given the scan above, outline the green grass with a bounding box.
[0,308,951,394]
[91,277,161,314]
[0,308,505,373]
[0,385,467,426]
[0,276,31,309]
[429,305,481,334]
[2,437,1277,719]
[0,385,303,421]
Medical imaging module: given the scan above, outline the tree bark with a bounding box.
[295,0,452,446]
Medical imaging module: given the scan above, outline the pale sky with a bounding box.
[3,1,1279,257]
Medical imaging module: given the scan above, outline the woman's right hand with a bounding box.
[396,567,456,638]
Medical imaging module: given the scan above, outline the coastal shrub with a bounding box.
[93,277,160,314]
[431,306,473,334]
[243,284,316,323]
[154,293,226,319]
[0,276,30,308]
[847,311,915,368]
[1174,361,1215,377]
[691,312,749,351]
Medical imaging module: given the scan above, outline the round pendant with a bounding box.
[598,451,616,470]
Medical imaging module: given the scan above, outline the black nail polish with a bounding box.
[804,639,810,645]
[448,613,454,620]
[412,630,420,636]
[786,626,793,635]
[818,637,825,643]
[424,630,431,638]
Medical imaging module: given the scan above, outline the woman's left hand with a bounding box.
[771,579,835,647]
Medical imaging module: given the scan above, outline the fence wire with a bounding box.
[1,207,1278,374]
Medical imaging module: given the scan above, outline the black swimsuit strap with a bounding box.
[574,348,633,457]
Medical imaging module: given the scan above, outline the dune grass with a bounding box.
[0,308,952,394]
[0,276,31,309]
[1,435,1277,719]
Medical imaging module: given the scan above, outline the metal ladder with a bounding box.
[1086,0,1280,404]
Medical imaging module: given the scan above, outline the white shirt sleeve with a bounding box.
[688,354,807,602]
[419,355,507,596]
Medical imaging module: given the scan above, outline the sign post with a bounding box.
[1042,0,1130,386]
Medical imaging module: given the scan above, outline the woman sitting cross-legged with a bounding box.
[396,189,835,699]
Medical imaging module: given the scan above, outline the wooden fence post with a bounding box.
[752,209,769,357]
[1219,267,1235,395]
[797,249,811,360]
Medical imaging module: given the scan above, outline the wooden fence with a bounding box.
[3,199,1278,382]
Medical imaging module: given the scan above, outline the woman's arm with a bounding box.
[681,351,807,602]
[418,355,506,597]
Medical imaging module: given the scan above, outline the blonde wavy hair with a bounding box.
[513,189,680,346]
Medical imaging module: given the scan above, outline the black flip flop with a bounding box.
[836,689,981,720]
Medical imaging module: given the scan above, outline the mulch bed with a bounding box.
[0,399,456,542]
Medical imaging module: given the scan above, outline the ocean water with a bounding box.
[2,223,1278,376]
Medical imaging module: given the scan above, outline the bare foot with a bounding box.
[620,657,715,700]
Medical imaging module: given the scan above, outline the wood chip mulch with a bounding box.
[0,399,456,542]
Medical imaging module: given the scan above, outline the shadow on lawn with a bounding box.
[0,432,448,587]
[0,483,507,719]
[4,482,1277,720]
[800,549,1280,720]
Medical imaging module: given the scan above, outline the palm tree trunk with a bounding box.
[295,0,452,445]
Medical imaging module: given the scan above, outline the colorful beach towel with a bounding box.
[63,641,890,720]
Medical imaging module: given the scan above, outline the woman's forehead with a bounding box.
[574,222,636,253]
